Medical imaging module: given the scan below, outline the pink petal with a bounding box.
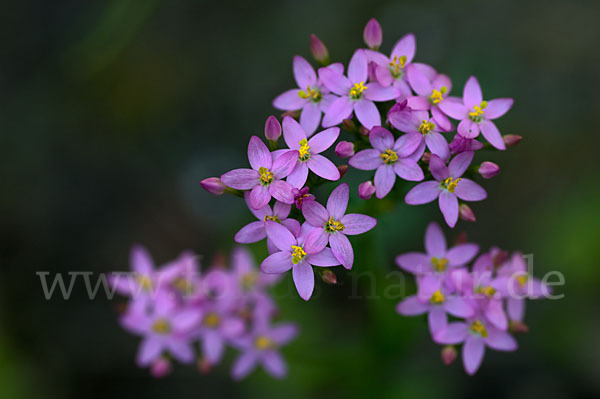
[300,103,321,136]
[428,307,448,335]
[273,89,306,110]
[486,328,518,351]
[250,185,271,209]
[221,168,259,190]
[303,227,328,254]
[292,261,315,300]
[262,351,287,378]
[369,126,395,151]
[374,64,393,86]
[308,127,339,154]
[485,300,508,330]
[463,336,485,375]
[318,67,351,96]
[396,295,428,315]
[364,82,398,101]
[438,97,467,119]
[443,297,475,318]
[287,163,309,189]
[429,154,449,181]
[395,252,429,274]
[354,99,381,129]
[457,119,480,138]
[282,116,306,150]
[340,213,377,235]
[231,352,257,380]
[280,218,301,237]
[234,221,266,243]
[439,191,458,228]
[391,33,416,63]
[166,340,194,364]
[454,178,487,201]
[203,330,224,363]
[507,297,525,321]
[131,245,154,275]
[448,151,474,178]
[248,136,272,171]
[394,132,423,157]
[306,247,340,267]
[327,183,349,219]
[244,191,271,219]
[293,55,317,88]
[393,159,423,181]
[480,120,506,150]
[431,106,452,132]
[261,251,293,273]
[425,222,446,257]
[329,233,354,269]
[406,95,430,110]
[322,96,353,127]
[271,150,299,179]
[348,49,368,83]
[424,132,450,162]
[405,181,441,205]
[484,98,513,120]
[307,154,340,181]
[447,243,479,266]
[434,322,468,344]
[374,164,396,199]
[407,64,432,96]
[302,200,329,226]
[348,149,382,170]
[463,76,482,109]
[273,201,291,218]
[137,337,162,366]
[265,220,296,251]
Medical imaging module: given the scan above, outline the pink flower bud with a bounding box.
[264,115,281,141]
[310,34,329,64]
[342,118,356,132]
[441,346,457,365]
[151,357,172,378]
[479,161,500,179]
[337,164,349,178]
[319,268,337,285]
[335,141,355,158]
[509,320,529,334]
[358,181,376,200]
[459,203,476,222]
[421,152,431,163]
[503,134,522,147]
[363,18,383,49]
[454,231,468,245]
[200,177,226,195]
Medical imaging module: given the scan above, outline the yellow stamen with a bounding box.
[259,167,274,185]
[349,81,368,99]
[135,275,153,291]
[477,285,497,298]
[418,119,436,135]
[325,216,345,233]
[430,86,447,104]
[431,257,449,272]
[172,277,194,294]
[264,215,280,222]
[291,245,307,264]
[470,320,488,337]
[389,55,407,77]
[298,86,322,102]
[254,335,274,350]
[430,290,445,304]
[241,272,257,290]
[443,177,461,193]
[152,318,171,335]
[469,101,488,120]
[380,148,398,164]
[516,274,528,287]
[204,313,221,328]
[298,138,311,161]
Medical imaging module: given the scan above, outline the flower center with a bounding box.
[204,312,221,328]
[469,101,487,122]
[325,216,345,233]
[135,274,153,291]
[291,245,307,264]
[418,119,436,135]
[431,257,449,272]
[380,148,398,164]
[429,86,447,104]
[254,335,274,350]
[298,139,311,161]
[298,86,322,102]
[430,289,445,304]
[442,177,461,193]
[259,167,274,186]
[172,277,195,294]
[470,320,488,337]
[264,215,280,222]
[241,272,257,290]
[349,81,367,100]
[152,318,171,335]
[516,274,528,287]
[389,55,407,78]
[476,285,497,298]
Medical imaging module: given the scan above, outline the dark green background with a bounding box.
[1,0,598,397]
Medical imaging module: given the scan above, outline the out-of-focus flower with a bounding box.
[335,141,355,158]
[151,357,172,378]
[349,127,424,199]
[449,134,484,154]
[221,136,298,209]
[358,180,376,199]
[441,345,457,365]
[200,177,226,195]
[264,115,282,142]
[320,49,397,129]
[479,161,500,179]
[439,76,513,150]
[363,18,382,49]
[405,152,486,227]
[302,183,377,269]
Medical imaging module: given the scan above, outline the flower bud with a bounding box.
[358,181,376,200]
[454,231,468,245]
[342,118,356,132]
[200,177,226,195]
[151,357,172,378]
[319,268,337,285]
[459,203,476,222]
[198,358,212,374]
[492,249,509,268]
[509,320,529,334]
[359,126,370,136]
[292,187,314,210]
[478,161,500,179]
[264,115,281,141]
[363,18,382,50]
[310,34,329,65]
[503,134,522,147]
[337,164,349,178]
[441,345,457,365]
[335,141,355,158]
[421,151,431,163]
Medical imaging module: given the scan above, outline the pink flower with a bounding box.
[404,68,454,132]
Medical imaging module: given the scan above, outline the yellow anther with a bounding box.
[477,285,497,298]
[380,148,398,164]
[298,86,322,102]
[418,119,436,135]
[516,274,528,287]
[135,275,153,291]
[349,81,368,99]
[264,215,280,222]
[389,55,407,76]
[259,167,274,185]
[325,216,345,233]
[443,177,461,193]
[298,138,311,161]
[470,320,488,337]
[430,86,447,104]
[241,272,257,290]
[204,312,221,328]
[254,335,274,350]
[172,277,195,294]
[291,245,307,264]
[469,101,488,119]
[431,257,449,272]
[430,290,445,304]
[152,318,171,335]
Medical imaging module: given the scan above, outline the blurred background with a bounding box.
[1,0,599,397]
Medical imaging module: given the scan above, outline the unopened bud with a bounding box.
[503,134,522,147]
[281,110,300,119]
[459,203,476,222]
[478,161,500,179]
[421,152,431,163]
[454,231,468,245]
[335,141,355,158]
[358,181,376,200]
[264,115,281,141]
[441,345,457,365]
[198,358,212,374]
[337,164,349,178]
[310,34,329,65]
[363,18,383,50]
[319,268,337,284]
[359,126,370,136]
[151,357,172,378]
[200,177,226,195]
[492,249,509,267]
[342,118,357,132]
[509,320,529,334]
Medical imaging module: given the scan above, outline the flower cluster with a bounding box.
[110,245,297,379]
[396,223,548,374]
